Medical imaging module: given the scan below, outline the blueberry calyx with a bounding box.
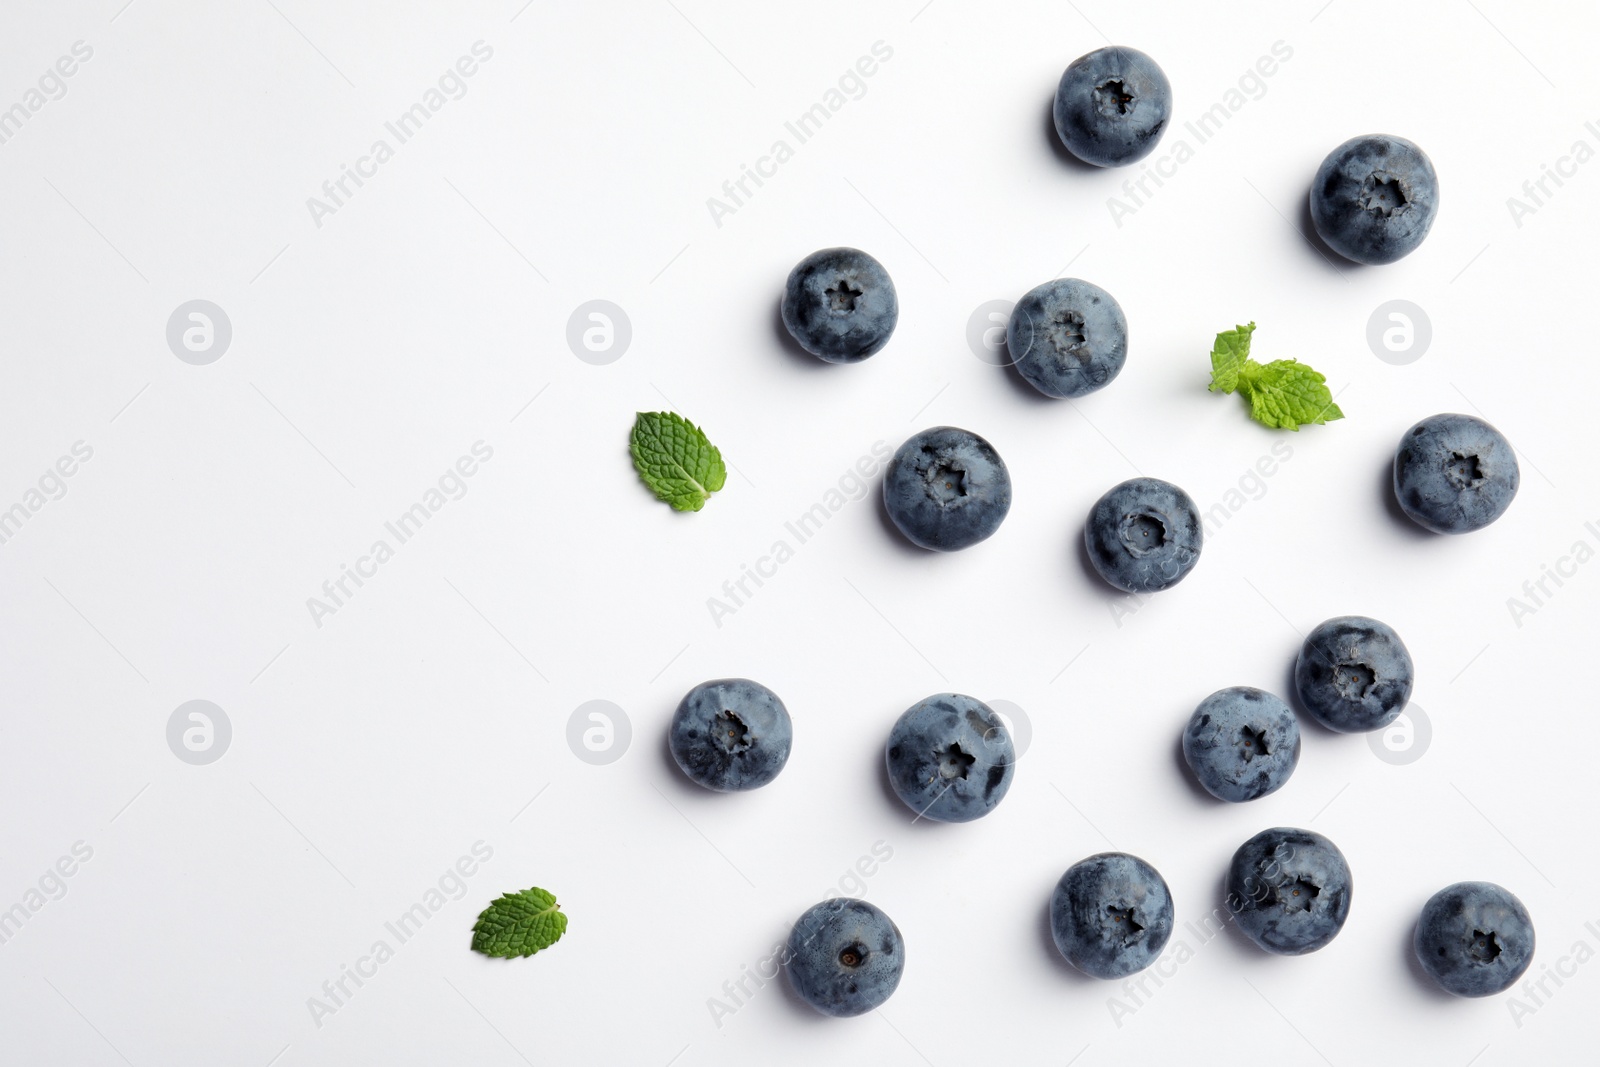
[1359,172,1409,216]
[1119,510,1168,557]
[714,710,751,753]
[825,278,862,312]
[936,742,975,780]
[1094,79,1135,116]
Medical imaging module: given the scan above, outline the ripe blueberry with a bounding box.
[1182,687,1300,803]
[1052,46,1173,167]
[1310,135,1439,264]
[1393,413,1519,534]
[1414,881,1535,997]
[1084,477,1202,593]
[1005,278,1127,398]
[1050,852,1175,978]
[885,693,1015,822]
[1228,827,1353,955]
[668,678,792,792]
[781,247,898,363]
[883,426,1012,551]
[785,898,904,1016]
[1294,616,1413,733]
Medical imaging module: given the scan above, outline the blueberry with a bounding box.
[883,427,1012,551]
[668,678,792,792]
[1393,413,1520,534]
[884,693,1015,823]
[1005,278,1128,398]
[780,247,898,363]
[1052,46,1172,167]
[1182,687,1300,803]
[1414,881,1535,997]
[1294,616,1413,733]
[1083,477,1202,593]
[1227,827,1353,955]
[785,898,904,1016]
[1309,135,1439,264]
[1050,853,1175,979]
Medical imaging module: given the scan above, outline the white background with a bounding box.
[1,1,1596,1064]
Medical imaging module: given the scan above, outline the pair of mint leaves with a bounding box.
[626,323,1338,517]
[1208,322,1344,430]
[471,886,567,958]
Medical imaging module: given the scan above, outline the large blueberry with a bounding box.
[1052,46,1172,167]
[1182,687,1300,803]
[1414,881,1535,997]
[1227,827,1353,955]
[780,247,898,363]
[785,898,904,1016]
[668,678,792,792]
[1309,135,1439,264]
[1083,477,1202,593]
[1050,853,1175,979]
[883,427,1012,551]
[885,693,1015,823]
[1294,616,1413,733]
[1005,278,1127,398]
[1393,413,1520,534]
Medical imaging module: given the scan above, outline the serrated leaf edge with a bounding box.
[629,411,725,512]
[1208,321,1256,394]
[1207,324,1345,431]
[471,887,568,959]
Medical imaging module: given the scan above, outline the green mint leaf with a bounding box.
[472,886,567,959]
[1206,323,1344,431]
[1208,322,1256,394]
[630,411,727,512]
[1238,360,1344,431]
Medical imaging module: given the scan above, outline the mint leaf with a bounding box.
[1240,360,1344,430]
[472,886,567,959]
[1208,322,1256,394]
[1206,324,1344,431]
[630,411,726,511]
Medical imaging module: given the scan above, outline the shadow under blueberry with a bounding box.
[1280,656,1342,740]
[1041,96,1102,173]
[1171,732,1225,806]
[770,295,837,372]
[874,739,953,831]
[658,722,725,801]
[1296,186,1361,273]
[1072,524,1130,603]
[1038,898,1100,984]
[873,481,938,559]
[1401,916,1463,1003]
[770,937,838,1024]
[1376,456,1437,542]
[998,340,1067,406]
[1211,868,1270,962]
